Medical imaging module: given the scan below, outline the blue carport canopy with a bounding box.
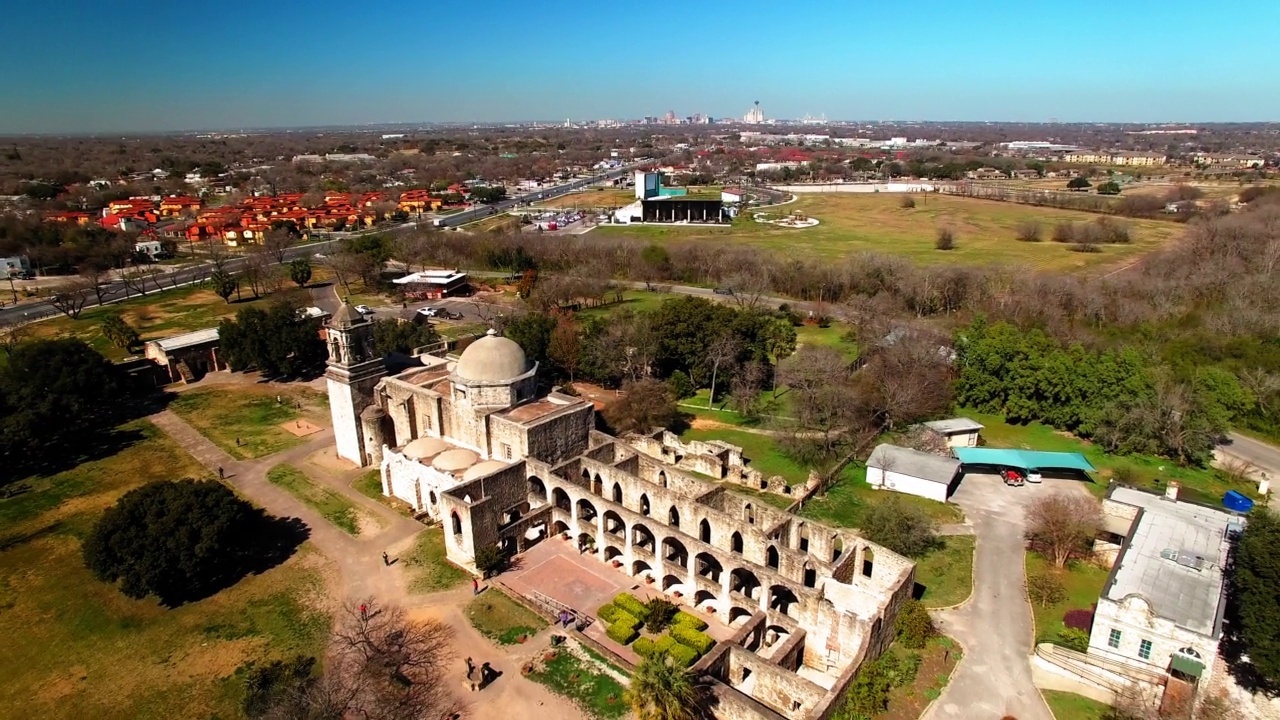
[952,448,1097,473]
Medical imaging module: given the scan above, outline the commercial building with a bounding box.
[390,270,469,300]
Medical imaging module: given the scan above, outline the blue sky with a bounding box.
[3,0,1278,134]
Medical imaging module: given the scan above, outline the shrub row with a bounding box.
[597,603,622,624]
[611,611,642,632]
[606,621,639,645]
[633,637,658,658]
[613,593,647,618]
[667,643,699,668]
[672,611,707,632]
[672,626,715,655]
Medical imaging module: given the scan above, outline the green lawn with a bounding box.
[595,193,1183,274]
[527,648,628,720]
[576,289,684,319]
[0,422,329,720]
[266,464,369,536]
[679,427,814,485]
[797,465,965,527]
[168,386,327,460]
[794,322,859,360]
[1041,690,1111,720]
[914,536,976,608]
[962,409,1255,507]
[723,482,795,510]
[465,589,547,645]
[1026,551,1110,645]
[351,470,415,516]
[403,527,469,593]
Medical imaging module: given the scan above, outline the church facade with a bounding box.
[325,305,915,720]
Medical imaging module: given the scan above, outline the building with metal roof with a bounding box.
[952,447,1096,474]
[865,444,961,503]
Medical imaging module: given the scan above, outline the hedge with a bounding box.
[606,621,639,645]
[614,593,647,618]
[654,635,678,655]
[672,611,708,632]
[597,603,622,624]
[666,643,699,668]
[611,611,642,632]
[633,637,658,658]
[672,626,715,655]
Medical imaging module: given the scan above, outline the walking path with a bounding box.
[149,406,591,719]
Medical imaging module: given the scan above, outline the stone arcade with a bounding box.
[325,305,915,720]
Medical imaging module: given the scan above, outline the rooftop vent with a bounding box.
[1160,548,1207,571]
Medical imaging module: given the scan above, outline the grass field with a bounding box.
[679,427,814,485]
[465,589,547,645]
[595,193,1183,272]
[403,527,469,593]
[532,188,635,209]
[168,385,328,460]
[1041,690,1111,720]
[914,536,976,608]
[797,464,964,526]
[351,469,415,516]
[527,647,628,720]
[266,464,373,536]
[962,409,1256,506]
[1026,551,1110,646]
[24,285,293,361]
[0,421,330,720]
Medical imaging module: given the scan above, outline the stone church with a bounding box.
[325,304,914,720]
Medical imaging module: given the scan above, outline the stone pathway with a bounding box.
[149,407,593,720]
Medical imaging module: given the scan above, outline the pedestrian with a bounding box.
[360,603,368,621]
[480,662,492,686]
[217,466,224,480]
[472,577,479,595]
[276,394,282,405]
[465,656,475,678]
[382,551,389,566]
[235,437,240,447]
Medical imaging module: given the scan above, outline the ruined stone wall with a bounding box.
[521,405,595,465]
[722,646,828,719]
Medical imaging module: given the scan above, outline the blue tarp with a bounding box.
[952,447,1097,473]
[1223,490,1254,513]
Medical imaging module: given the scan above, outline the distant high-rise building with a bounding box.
[743,101,765,124]
[663,110,677,124]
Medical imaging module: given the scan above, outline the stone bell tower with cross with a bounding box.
[325,303,386,466]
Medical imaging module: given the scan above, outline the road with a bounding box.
[1221,432,1280,479]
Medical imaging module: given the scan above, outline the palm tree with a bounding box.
[626,652,702,720]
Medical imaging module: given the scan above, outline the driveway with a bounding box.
[924,473,1092,720]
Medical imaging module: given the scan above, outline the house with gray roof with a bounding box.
[865,443,961,503]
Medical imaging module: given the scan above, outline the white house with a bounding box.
[865,444,961,503]
[1086,486,1237,689]
[721,187,745,204]
[922,418,984,448]
[134,239,165,260]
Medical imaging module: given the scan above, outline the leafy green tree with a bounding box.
[100,311,141,349]
[502,312,557,370]
[210,269,238,304]
[667,370,695,400]
[370,318,439,357]
[218,300,325,378]
[626,652,702,720]
[1231,508,1280,685]
[82,479,295,605]
[1096,181,1122,195]
[641,598,678,633]
[1067,176,1092,190]
[861,497,939,558]
[603,378,679,435]
[0,338,130,478]
[894,600,934,649]
[288,258,312,288]
[474,545,507,578]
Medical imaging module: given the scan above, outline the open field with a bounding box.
[403,527,469,593]
[168,385,328,460]
[1041,690,1111,720]
[0,421,330,720]
[527,645,628,720]
[531,187,635,209]
[962,409,1257,506]
[22,284,296,361]
[595,193,1184,272]
[266,464,376,536]
[797,464,965,526]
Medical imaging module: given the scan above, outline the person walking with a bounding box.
[382,551,389,566]
[359,603,368,622]
[480,662,492,687]
[472,577,479,595]
[465,657,475,679]
[217,466,224,480]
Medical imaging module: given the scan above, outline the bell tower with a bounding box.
[325,303,385,466]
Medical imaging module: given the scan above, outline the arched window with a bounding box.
[451,511,462,535]
[766,545,779,569]
[744,503,755,525]
[429,490,437,505]
[832,535,843,563]
[669,506,680,528]
[612,483,623,503]
[658,470,668,488]
[1177,647,1202,659]
[803,563,817,588]
[862,547,875,578]
[731,532,744,554]
[640,493,650,517]
[700,519,711,543]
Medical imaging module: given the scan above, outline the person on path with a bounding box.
[472,577,479,595]
[465,657,475,679]
[382,551,389,566]
[480,662,492,687]
[217,466,224,480]
[359,603,368,622]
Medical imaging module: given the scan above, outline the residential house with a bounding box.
[134,239,165,259]
[158,195,202,217]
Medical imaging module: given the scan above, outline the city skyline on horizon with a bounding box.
[4,0,1279,134]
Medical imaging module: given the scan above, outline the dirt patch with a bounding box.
[689,417,734,431]
[282,419,323,437]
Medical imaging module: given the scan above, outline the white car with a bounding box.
[417,307,439,317]
[354,304,373,315]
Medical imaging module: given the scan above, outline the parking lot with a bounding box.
[358,295,513,327]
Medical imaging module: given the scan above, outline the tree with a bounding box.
[1097,181,1122,195]
[474,545,507,578]
[218,300,326,378]
[1067,176,1092,190]
[100,311,140,350]
[1231,508,1280,686]
[262,227,294,264]
[0,338,130,478]
[82,479,299,605]
[603,378,679,435]
[288,258,312,288]
[48,278,94,319]
[894,600,934,649]
[251,599,460,719]
[1015,220,1042,242]
[242,656,317,718]
[1027,571,1066,608]
[705,333,742,408]
[547,314,582,382]
[210,269,238,304]
[502,312,557,370]
[1025,494,1102,568]
[861,497,939,558]
[626,652,702,720]
[370,318,439,357]
[934,226,956,250]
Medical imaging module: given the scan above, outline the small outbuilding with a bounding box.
[922,417,984,448]
[865,443,961,503]
[144,327,223,383]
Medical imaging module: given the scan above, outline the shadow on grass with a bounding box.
[159,514,311,608]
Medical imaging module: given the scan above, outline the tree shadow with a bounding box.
[160,514,310,608]
[6,425,150,485]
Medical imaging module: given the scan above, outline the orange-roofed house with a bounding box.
[107,198,157,216]
[397,189,442,214]
[45,211,92,225]
[159,196,202,217]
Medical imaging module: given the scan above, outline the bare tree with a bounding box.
[721,269,771,311]
[48,278,94,319]
[603,378,679,435]
[325,252,363,298]
[78,264,114,306]
[1025,494,1102,569]
[242,247,271,299]
[704,333,742,409]
[729,359,767,418]
[858,327,953,430]
[262,227,294,265]
[0,314,33,355]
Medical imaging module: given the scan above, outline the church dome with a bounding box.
[463,460,508,481]
[433,448,480,473]
[402,437,449,461]
[455,332,528,383]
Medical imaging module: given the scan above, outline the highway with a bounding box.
[0,162,648,326]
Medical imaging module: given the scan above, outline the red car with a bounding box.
[1002,468,1026,487]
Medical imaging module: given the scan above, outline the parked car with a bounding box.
[417,307,440,317]
[354,304,373,315]
[1027,471,1043,484]
[1001,468,1025,487]
[713,287,735,296]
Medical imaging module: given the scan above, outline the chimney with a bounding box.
[1164,481,1180,502]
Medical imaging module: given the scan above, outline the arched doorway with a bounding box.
[862,547,874,578]
[603,510,625,538]
[770,585,799,617]
[832,535,843,562]
[640,493,651,516]
[576,498,598,524]
[731,531,744,554]
[730,567,761,601]
[669,506,680,528]
[591,475,603,496]
[803,562,817,588]
[766,545,779,569]
[632,523,655,553]
[451,511,463,535]
[695,552,722,583]
[699,518,711,543]
[661,536,689,569]
[552,487,570,512]
[612,482,623,503]
[528,477,547,503]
